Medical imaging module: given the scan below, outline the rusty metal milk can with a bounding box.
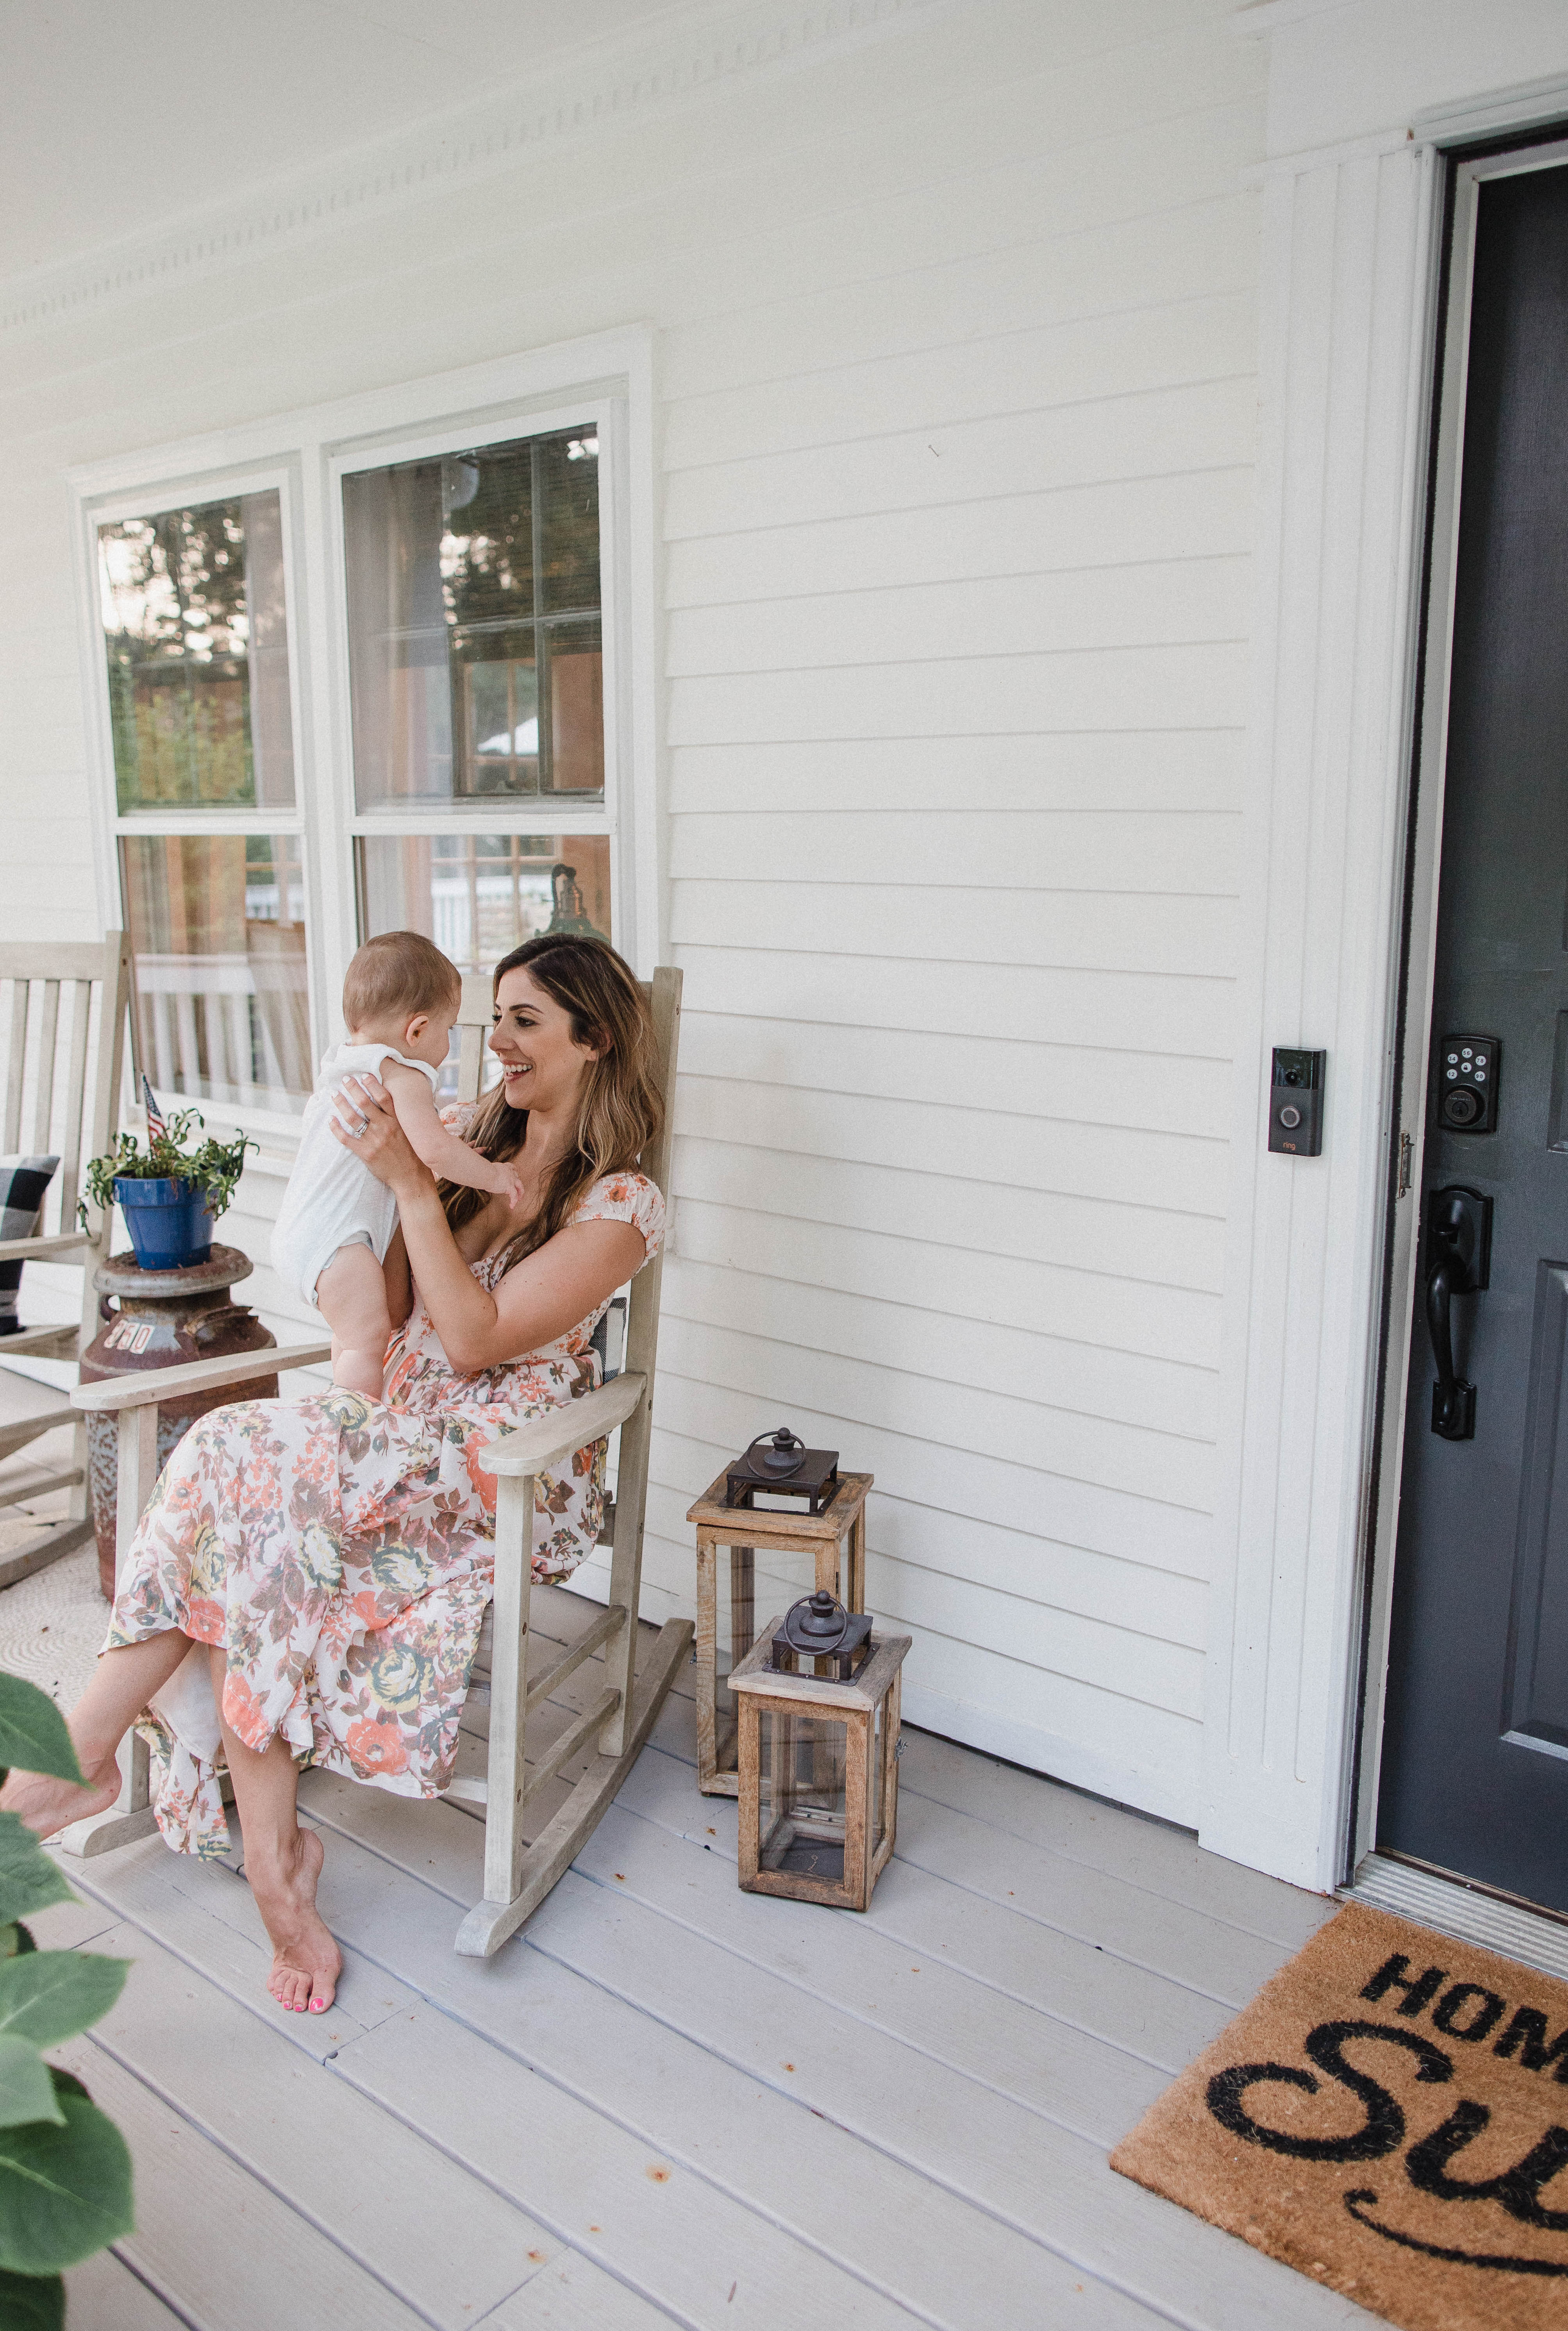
[80,1243,279,1599]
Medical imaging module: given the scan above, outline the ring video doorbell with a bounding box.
[1269,1049,1325,1156]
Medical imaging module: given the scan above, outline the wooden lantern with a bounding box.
[729,1616,911,1912]
[687,1461,871,1797]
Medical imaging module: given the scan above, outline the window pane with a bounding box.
[358,832,610,975]
[98,491,295,811]
[343,430,602,809]
[538,431,601,613]
[121,834,311,1115]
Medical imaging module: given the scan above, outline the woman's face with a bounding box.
[489,966,601,1120]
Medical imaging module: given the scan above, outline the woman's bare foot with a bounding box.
[244,1825,342,2015]
[0,1757,121,1840]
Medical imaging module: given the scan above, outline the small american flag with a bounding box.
[141,1075,166,1143]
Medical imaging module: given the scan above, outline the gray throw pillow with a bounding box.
[0,1155,60,1336]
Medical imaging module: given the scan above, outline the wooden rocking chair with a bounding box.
[0,934,134,1588]
[65,966,691,1959]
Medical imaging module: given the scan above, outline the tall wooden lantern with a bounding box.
[729,1595,911,1913]
[688,1429,871,1797]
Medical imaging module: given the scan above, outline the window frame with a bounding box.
[67,328,658,1143]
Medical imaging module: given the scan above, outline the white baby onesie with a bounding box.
[270,1043,441,1311]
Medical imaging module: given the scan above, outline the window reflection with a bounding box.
[344,430,603,809]
[98,493,295,811]
[357,832,610,974]
[120,835,311,1114]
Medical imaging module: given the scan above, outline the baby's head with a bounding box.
[343,932,463,1070]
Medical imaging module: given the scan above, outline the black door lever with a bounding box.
[1425,1184,1492,1440]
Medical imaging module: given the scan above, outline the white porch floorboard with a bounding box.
[26,1607,1378,2331]
[0,1413,1375,2329]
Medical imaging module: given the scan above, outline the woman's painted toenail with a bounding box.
[310,1998,325,2011]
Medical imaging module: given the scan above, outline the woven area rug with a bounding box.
[1112,1900,1568,2331]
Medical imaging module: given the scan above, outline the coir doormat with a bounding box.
[1111,1901,1568,2331]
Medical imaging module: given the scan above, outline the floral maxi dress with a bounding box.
[106,1170,665,1858]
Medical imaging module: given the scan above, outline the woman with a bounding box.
[0,936,664,2018]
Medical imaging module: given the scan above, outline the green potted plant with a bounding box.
[0,1672,133,2326]
[82,1100,253,1273]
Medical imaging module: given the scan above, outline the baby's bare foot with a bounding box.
[0,1758,121,1840]
[246,1826,341,2015]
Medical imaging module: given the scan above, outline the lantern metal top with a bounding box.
[730,1620,911,1714]
[771,1590,873,1681]
[725,1425,841,1515]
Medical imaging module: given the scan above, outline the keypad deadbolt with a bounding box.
[1437,1035,1500,1134]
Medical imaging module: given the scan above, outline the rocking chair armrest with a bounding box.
[0,1231,90,1263]
[480,1372,647,1479]
[70,1339,334,1413]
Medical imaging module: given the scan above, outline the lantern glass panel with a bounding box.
[713,1544,825,1767]
[757,1709,849,1886]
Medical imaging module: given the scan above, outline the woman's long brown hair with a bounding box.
[437,935,664,1277]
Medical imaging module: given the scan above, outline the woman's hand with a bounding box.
[328,1073,429,1198]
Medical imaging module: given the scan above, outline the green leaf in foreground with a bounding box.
[0,2265,63,2331]
[0,1958,127,2053]
[0,1684,80,1790]
[0,1830,71,1936]
[0,2092,132,2273]
[0,2044,59,2137]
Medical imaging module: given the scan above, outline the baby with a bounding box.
[271,931,522,1396]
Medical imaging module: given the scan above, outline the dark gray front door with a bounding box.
[1378,157,1568,1912]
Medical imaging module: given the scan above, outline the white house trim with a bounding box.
[1203,33,1568,1892]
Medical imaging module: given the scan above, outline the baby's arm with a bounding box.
[379,1064,524,1205]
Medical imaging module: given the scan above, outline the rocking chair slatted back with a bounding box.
[0,934,134,1585]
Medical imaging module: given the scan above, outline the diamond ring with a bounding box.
[350,1116,368,1138]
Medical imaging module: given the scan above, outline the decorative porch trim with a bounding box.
[1201,137,1442,1893]
[0,0,947,339]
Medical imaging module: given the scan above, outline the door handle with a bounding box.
[1427,1247,1469,1438]
[1424,1184,1492,1441]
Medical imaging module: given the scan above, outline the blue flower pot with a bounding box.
[113,1177,217,1271]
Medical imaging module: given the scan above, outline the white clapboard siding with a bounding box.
[664,377,1257,542]
[673,885,1239,977]
[674,1081,1229,1219]
[672,1197,1222,1368]
[674,1136,1226,1301]
[670,810,1241,897]
[668,470,1257,611]
[668,644,1248,745]
[657,1315,1216,1512]
[667,556,1248,674]
[656,84,1262,374]
[663,294,1260,472]
[0,0,1263,1825]
[666,1256,1218,1442]
[665,196,1260,409]
[670,948,1235,1070]
[669,729,1246,814]
[674,1007,1234,1135]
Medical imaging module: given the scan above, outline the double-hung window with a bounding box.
[98,482,311,1117]
[340,424,613,1027]
[82,341,644,1133]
